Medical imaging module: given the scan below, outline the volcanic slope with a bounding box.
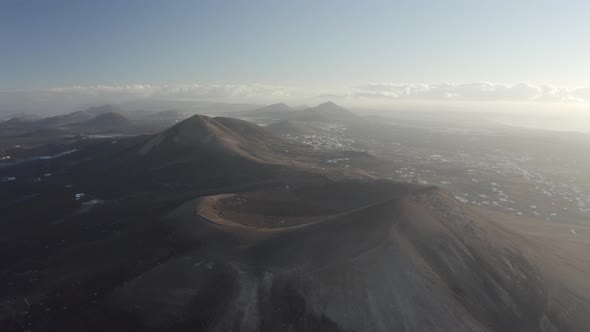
[136,114,282,161]
[1,115,589,332]
[238,103,293,118]
[111,177,590,332]
[69,112,132,132]
[70,114,344,195]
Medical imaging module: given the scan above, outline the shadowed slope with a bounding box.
[69,115,314,195]
[2,114,589,332]
[138,115,280,163]
[70,112,132,132]
[111,181,589,332]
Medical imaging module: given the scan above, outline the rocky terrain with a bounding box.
[0,110,589,332]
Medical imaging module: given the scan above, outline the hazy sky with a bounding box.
[1,0,589,110]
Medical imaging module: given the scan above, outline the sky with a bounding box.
[1,0,589,112]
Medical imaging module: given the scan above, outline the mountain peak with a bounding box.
[268,102,289,108]
[240,103,292,117]
[74,111,131,131]
[307,101,357,121]
[314,101,349,112]
[88,111,129,122]
[138,115,220,155]
[318,101,339,107]
[85,104,122,115]
[137,114,274,162]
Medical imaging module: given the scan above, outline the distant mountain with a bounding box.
[253,103,292,113]
[0,106,134,136]
[85,104,123,116]
[238,103,293,117]
[71,112,132,132]
[137,114,277,162]
[0,116,37,129]
[302,101,358,121]
[310,101,354,114]
[241,101,359,123]
[292,104,310,110]
[39,105,121,126]
[40,111,96,126]
[2,113,41,122]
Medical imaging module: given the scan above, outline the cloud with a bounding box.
[0,84,297,114]
[2,82,590,115]
[573,86,590,101]
[44,83,293,101]
[349,82,590,103]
